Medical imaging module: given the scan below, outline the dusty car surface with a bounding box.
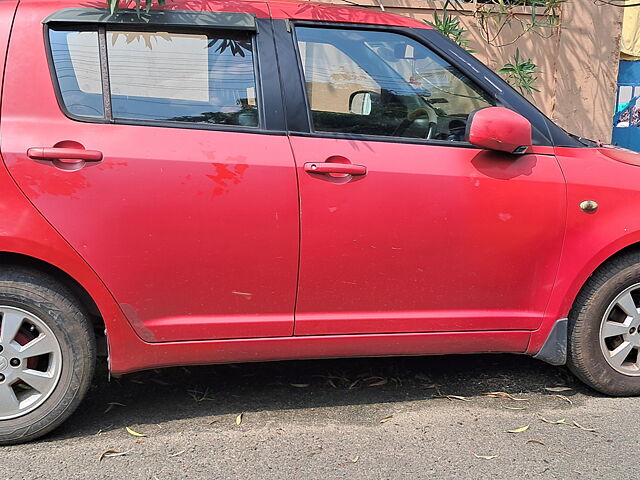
[1,0,640,444]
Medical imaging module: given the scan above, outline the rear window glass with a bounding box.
[48,28,259,128]
[49,30,104,118]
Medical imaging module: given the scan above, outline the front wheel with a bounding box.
[568,252,640,395]
[0,268,95,444]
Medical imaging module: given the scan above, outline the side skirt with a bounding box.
[110,330,531,375]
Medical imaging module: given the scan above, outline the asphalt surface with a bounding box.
[0,353,634,479]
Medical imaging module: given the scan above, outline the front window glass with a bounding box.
[295,27,494,141]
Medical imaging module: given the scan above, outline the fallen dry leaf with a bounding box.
[484,392,528,402]
[474,454,498,460]
[545,386,573,392]
[125,427,147,438]
[188,388,214,403]
[308,446,323,456]
[236,413,244,425]
[539,416,566,425]
[169,449,187,458]
[573,421,596,432]
[99,450,127,461]
[351,456,360,463]
[380,415,394,423]
[104,402,126,414]
[503,406,527,411]
[507,425,530,433]
[554,394,573,405]
[150,378,170,386]
[526,439,545,446]
[540,417,567,425]
[367,378,388,387]
[434,394,471,402]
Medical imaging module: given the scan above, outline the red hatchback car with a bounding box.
[1,0,640,444]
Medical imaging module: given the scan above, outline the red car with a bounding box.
[0,0,639,444]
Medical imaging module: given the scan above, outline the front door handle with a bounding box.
[303,162,367,176]
[27,147,103,164]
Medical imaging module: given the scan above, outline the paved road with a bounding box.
[0,353,634,479]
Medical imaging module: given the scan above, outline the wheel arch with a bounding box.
[530,236,640,357]
[0,251,107,355]
[568,240,640,316]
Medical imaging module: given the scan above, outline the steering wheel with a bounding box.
[392,103,438,139]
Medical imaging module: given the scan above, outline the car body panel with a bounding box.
[290,137,566,335]
[528,146,640,353]
[106,330,531,375]
[1,0,300,342]
[0,0,638,375]
[268,1,429,29]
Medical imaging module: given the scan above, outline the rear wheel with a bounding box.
[568,252,640,395]
[0,268,95,444]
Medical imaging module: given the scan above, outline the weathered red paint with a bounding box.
[0,0,639,376]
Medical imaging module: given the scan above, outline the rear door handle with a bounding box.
[27,147,103,164]
[303,162,367,176]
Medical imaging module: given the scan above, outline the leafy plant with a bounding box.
[426,9,474,52]
[428,1,558,95]
[108,0,165,15]
[473,0,565,47]
[497,49,540,95]
[106,1,251,56]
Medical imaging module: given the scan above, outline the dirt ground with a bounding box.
[0,353,633,479]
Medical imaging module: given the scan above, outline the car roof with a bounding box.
[266,0,431,29]
[21,0,430,29]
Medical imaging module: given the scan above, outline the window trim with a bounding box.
[291,20,502,148]
[282,21,562,147]
[290,22,498,147]
[43,8,257,31]
[43,20,280,134]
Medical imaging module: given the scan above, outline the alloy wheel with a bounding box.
[0,306,62,420]
[600,283,640,376]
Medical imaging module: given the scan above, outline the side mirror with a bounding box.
[467,107,532,154]
[349,91,378,115]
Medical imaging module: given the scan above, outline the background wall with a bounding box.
[324,0,623,143]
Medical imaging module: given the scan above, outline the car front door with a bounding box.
[283,25,566,336]
[1,3,299,342]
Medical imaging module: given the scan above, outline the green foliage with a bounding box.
[497,49,540,96]
[426,9,474,52]
[108,0,165,15]
[428,0,563,95]
[475,0,566,46]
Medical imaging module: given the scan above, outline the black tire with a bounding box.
[568,251,640,396]
[0,268,95,444]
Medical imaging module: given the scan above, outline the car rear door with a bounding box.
[0,1,299,342]
[277,22,566,336]
[0,1,18,104]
